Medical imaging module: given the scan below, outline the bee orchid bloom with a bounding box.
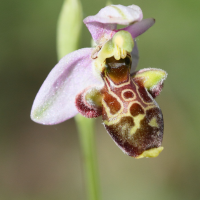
[31,4,167,158]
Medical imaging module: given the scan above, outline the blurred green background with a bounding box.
[1,0,200,199]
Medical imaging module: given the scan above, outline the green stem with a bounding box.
[75,114,101,200]
[57,0,101,199]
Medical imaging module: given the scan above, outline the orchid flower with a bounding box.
[31,4,167,158]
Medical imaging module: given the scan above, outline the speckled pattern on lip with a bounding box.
[31,4,167,158]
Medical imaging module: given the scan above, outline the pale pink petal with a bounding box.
[84,23,116,46]
[123,18,155,38]
[31,48,102,125]
[84,4,143,44]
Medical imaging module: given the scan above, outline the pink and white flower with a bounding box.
[31,4,155,125]
[31,4,167,158]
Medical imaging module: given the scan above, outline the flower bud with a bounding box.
[57,0,82,59]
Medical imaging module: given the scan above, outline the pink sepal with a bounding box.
[84,4,143,45]
[31,48,102,125]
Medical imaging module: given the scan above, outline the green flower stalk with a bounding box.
[57,0,100,200]
[57,0,82,59]
[76,115,100,200]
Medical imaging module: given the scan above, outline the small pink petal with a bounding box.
[31,48,102,125]
[84,4,143,44]
[84,22,116,46]
[123,18,155,38]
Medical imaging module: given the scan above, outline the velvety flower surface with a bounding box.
[31,4,167,158]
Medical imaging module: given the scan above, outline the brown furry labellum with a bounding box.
[75,56,164,158]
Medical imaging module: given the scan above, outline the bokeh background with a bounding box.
[1,0,200,199]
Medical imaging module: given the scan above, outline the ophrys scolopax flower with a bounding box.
[31,4,167,158]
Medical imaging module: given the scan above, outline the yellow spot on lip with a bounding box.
[148,117,159,128]
[130,114,145,135]
[136,147,164,159]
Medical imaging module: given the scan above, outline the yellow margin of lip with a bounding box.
[136,146,164,159]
